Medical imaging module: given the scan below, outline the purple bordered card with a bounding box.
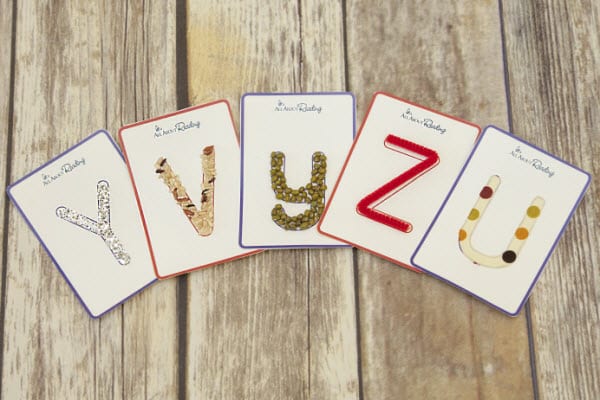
[239,92,355,249]
[411,126,590,316]
[7,130,156,318]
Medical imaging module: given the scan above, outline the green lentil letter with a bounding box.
[270,151,327,231]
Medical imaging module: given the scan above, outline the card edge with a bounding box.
[410,124,591,316]
[6,129,157,318]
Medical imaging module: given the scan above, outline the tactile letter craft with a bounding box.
[319,92,480,271]
[412,126,590,315]
[7,131,156,317]
[119,101,259,279]
[239,93,355,248]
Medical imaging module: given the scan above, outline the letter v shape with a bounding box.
[56,180,131,265]
[155,145,216,236]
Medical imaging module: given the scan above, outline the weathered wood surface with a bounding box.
[0,0,598,399]
[502,0,600,399]
[185,1,358,399]
[1,1,179,399]
[345,1,534,399]
[0,1,14,371]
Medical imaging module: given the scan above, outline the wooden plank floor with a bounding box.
[0,1,598,399]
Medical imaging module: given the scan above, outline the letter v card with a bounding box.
[412,126,590,315]
[7,130,156,318]
[119,101,260,279]
[239,93,355,248]
[318,92,480,271]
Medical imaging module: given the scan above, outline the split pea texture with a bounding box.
[270,151,327,230]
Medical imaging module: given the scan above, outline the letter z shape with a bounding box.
[356,135,439,233]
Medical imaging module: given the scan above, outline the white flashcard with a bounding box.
[239,93,355,248]
[119,101,259,279]
[412,126,590,315]
[7,130,156,318]
[318,92,480,271]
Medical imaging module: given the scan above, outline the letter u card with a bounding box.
[7,131,156,317]
[412,126,590,315]
[318,92,480,270]
[239,93,355,248]
[119,101,259,279]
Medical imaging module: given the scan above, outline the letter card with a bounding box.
[239,93,355,248]
[412,126,590,315]
[318,92,480,270]
[7,130,156,317]
[119,101,259,278]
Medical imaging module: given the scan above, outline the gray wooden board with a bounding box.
[185,1,358,398]
[1,0,599,398]
[345,0,535,398]
[502,0,600,398]
[0,0,14,374]
[1,1,179,399]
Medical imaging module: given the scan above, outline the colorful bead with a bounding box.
[458,175,544,268]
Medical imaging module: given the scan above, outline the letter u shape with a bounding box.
[458,175,544,268]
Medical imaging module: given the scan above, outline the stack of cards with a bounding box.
[7,92,590,318]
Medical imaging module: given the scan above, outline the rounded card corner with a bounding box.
[154,269,171,280]
[240,93,254,103]
[214,98,232,109]
[238,239,252,249]
[89,128,110,139]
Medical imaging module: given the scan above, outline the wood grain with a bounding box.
[345,1,534,398]
[0,0,14,362]
[3,2,121,398]
[301,1,359,398]
[185,1,358,398]
[501,0,600,398]
[186,3,308,397]
[1,0,598,398]
[1,1,179,399]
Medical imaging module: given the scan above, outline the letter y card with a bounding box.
[7,130,156,317]
[239,93,355,248]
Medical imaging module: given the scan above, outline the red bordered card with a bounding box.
[119,101,260,279]
[318,92,480,271]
